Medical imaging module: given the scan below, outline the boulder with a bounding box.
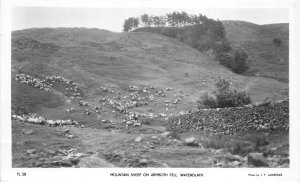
[29,154,39,159]
[184,137,198,146]
[134,137,143,143]
[67,134,74,139]
[151,136,158,139]
[161,132,171,137]
[139,159,148,164]
[26,149,37,154]
[247,153,269,167]
[22,129,34,135]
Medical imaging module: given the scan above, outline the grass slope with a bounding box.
[222,20,289,82]
[12,28,288,117]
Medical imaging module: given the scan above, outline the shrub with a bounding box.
[215,52,234,68]
[198,92,216,109]
[198,78,252,108]
[215,48,249,74]
[231,49,249,74]
[216,90,251,108]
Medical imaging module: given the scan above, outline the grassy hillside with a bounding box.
[11,27,289,169]
[12,28,288,117]
[223,21,289,82]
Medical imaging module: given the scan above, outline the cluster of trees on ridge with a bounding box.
[123,12,224,33]
[123,11,250,75]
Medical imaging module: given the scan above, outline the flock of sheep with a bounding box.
[14,73,191,129]
[82,84,190,127]
[15,74,81,96]
[12,114,79,127]
[15,74,51,92]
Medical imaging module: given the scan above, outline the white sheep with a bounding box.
[16,115,24,121]
[12,114,17,119]
[47,120,55,127]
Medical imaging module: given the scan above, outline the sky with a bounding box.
[12,7,289,32]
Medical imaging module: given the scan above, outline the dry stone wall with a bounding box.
[167,100,289,135]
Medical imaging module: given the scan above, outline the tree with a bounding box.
[216,52,234,68]
[214,40,232,53]
[140,14,151,27]
[232,49,248,74]
[159,16,167,27]
[123,17,140,32]
[124,12,234,68]
[190,14,200,25]
[198,78,252,109]
[211,20,226,41]
[215,47,249,74]
[181,11,191,26]
[152,16,161,27]
[166,12,177,27]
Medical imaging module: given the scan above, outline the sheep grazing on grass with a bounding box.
[66,108,74,113]
[28,117,41,124]
[12,114,79,127]
[84,109,91,115]
[122,112,143,127]
[46,119,78,127]
[15,74,82,96]
[173,99,179,104]
[15,74,51,92]
[133,121,142,127]
[79,100,89,106]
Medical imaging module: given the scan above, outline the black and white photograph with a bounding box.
[1,0,300,181]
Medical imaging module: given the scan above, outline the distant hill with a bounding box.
[11,28,288,116]
[222,21,289,82]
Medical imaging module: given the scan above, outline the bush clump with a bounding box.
[214,45,249,74]
[198,78,252,109]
